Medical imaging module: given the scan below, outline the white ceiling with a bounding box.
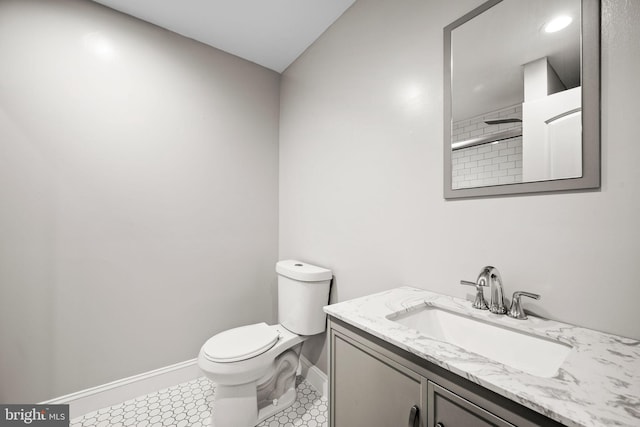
[91,0,356,73]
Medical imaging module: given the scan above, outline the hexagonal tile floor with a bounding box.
[70,376,327,427]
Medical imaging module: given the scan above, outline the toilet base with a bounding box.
[205,346,302,427]
[257,385,297,424]
[206,382,297,427]
[210,383,257,427]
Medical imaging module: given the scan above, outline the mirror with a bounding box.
[444,0,600,199]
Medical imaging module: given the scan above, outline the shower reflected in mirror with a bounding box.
[443,0,600,199]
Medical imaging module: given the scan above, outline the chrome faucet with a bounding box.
[463,266,507,314]
[463,267,541,319]
[480,266,507,314]
[460,279,489,310]
[507,291,540,320]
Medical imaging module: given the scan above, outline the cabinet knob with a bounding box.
[408,405,419,427]
[436,423,445,427]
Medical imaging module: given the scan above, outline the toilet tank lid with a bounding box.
[276,260,332,282]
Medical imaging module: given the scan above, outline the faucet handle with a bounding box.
[507,291,540,320]
[460,280,489,310]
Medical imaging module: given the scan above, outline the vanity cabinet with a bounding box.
[428,382,514,427]
[332,326,425,426]
[328,318,565,427]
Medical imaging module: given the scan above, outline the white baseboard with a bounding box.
[41,359,202,420]
[42,355,327,420]
[299,355,328,398]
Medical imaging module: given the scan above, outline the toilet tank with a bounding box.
[276,260,332,335]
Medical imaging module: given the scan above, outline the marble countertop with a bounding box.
[323,286,640,427]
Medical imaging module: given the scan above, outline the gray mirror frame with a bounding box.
[443,0,600,199]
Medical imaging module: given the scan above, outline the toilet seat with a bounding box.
[203,323,280,363]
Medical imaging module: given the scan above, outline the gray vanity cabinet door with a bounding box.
[332,333,424,427]
[428,381,515,427]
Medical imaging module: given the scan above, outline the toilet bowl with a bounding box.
[197,260,332,427]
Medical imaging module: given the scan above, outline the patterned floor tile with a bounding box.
[70,376,327,427]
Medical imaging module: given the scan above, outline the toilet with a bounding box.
[198,260,332,427]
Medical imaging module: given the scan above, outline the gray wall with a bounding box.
[0,0,279,402]
[280,0,640,373]
[2,0,639,401]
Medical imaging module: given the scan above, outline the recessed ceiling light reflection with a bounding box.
[544,16,573,33]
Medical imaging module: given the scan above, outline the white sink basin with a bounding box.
[388,305,572,378]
